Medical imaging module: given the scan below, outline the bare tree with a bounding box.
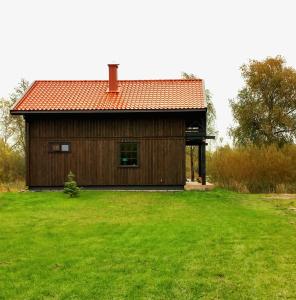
[0,79,30,154]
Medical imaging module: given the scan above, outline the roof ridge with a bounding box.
[119,79,203,82]
[34,79,203,82]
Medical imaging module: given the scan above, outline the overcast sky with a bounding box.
[1,0,296,140]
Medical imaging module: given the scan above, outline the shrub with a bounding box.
[208,144,296,193]
[0,139,25,185]
[64,171,80,197]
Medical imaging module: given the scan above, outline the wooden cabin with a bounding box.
[11,64,212,189]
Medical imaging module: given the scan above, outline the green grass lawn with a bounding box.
[0,190,295,299]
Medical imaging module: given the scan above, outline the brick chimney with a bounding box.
[108,64,119,92]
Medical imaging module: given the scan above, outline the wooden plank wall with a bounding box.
[28,116,185,186]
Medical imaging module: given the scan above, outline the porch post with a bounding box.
[198,144,202,177]
[25,117,30,188]
[200,142,206,185]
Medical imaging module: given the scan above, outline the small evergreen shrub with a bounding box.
[64,171,80,197]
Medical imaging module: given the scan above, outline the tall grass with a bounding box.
[0,140,25,190]
[0,180,25,192]
[208,144,296,193]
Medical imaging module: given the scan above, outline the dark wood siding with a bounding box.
[29,117,184,138]
[27,116,185,187]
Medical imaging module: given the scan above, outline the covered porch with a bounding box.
[185,116,215,186]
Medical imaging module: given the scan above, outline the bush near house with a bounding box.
[208,144,296,193]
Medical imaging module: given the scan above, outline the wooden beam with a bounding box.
[25,118,30,187]
[190,146,194,182]
[200,143,206,185]
[198,144,202,177]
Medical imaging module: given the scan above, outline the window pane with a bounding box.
[61,144,70,152]
[51,144,60,152]
[130,143,137,151]
[121,152,127,158]
[121,143,130,151]
[121,157,129,165]
[125,143,132,151]
[129,158,137,165]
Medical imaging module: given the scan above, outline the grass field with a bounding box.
[0,190,295,299]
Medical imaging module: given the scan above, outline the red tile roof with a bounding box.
[11,79,206,112]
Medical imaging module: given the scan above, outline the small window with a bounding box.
[49,142,71,153]
[119,142,138,167]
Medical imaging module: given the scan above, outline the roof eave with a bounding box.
[10,108,207,115]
